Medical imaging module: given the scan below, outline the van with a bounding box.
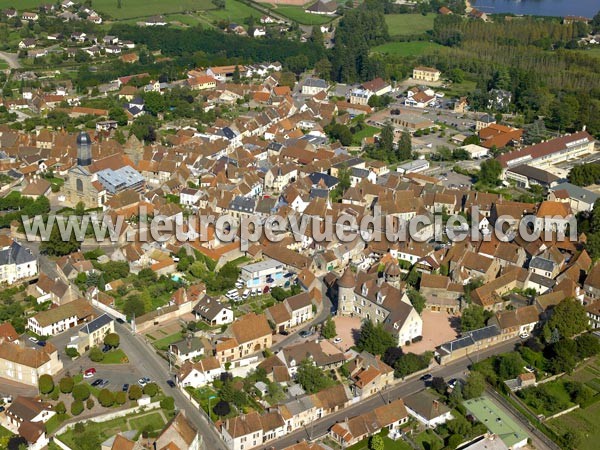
[242,289,250,299]
[227,289,238,296]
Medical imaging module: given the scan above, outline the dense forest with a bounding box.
[422,15,600,136]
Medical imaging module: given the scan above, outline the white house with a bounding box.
[0,238,38,285]
[193,296,234,326]
[27,298,94,337]
[301,78,328,96]
[177,357,222,388]
[404,391,453,428]
[240,259,285,291]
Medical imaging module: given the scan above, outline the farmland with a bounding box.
[384,13,436,37]
[372,41,443,57]
[272,5,334,25]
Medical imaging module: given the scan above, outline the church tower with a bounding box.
[77,131,92,167]
[337,268,356,316]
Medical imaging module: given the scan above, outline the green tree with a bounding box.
[575,333,600,359]
[544,298,588,340]
[357,320,397,355]
[407,289,426,314]
[104,333,120,348]
[394,352,431,378]
[497,352,525,380]
[55,401,66,415]
[369,434,384,450]
[109,107,128,126]
[71,400,84,415]
[89,347,104,362]
[59,376,74,394]
[160,396,175,410]
[39,374,54,395]
[128,384,143,400]
[296,359,335,393]
[463,371,485,399]
[478,159,502,186]
[72,384,90,401]
[115,391,127,405]
[322,318,337,339]
[86,398,95,410]
[397,130,412,161]
[460,304,487,332]
[143,382,159,397]
[98,389,114,407]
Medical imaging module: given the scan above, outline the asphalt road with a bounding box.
[114,321,229,450]
[261,338,543,450]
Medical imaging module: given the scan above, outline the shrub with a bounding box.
[86,398,95,410]
[65,347,79,358]
[128,384,143,401]
[72,384,90,401]
[89,347,104,362]
[55,401,66,415]
[115,391,127,405]
[104,333,120,348]
[71,400,84,415]
[39,374,54,395]
[143,382,159,397]
[59,376,74,394]
[98,389,114,408]
[160,396,175,410]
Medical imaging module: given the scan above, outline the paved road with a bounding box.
[261,339,527,450]
[0,51,20,69]
[114,321,228,450]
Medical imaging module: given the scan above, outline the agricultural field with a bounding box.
[273,5,334,25]
[372,40,443,57]
[204,0,262,22]
[384,13,436,37]
[84,0,214,20]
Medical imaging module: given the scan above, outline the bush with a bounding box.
[65,347,79,358]
[115,391,127,405]
[89,347,104,362]
[59,376,74,394]
[55,401,66,415]
[50,387,60,401]
[143,382,159,397]
[128,384,143,401]
[98,389,114,408]
[160,396,175,410]
[39,374,54,395]
[71,400,84,416]
[104,333,120,349]
[72,384,90,401]
[86,398,95,410]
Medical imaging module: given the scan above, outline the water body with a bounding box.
[471,0,599,18]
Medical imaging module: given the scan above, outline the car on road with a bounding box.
[122,383,129,392]
[420,373,433,383]
[91,379,104,387]
[333,337,343,344]
[167,380,176,388]
[84,368,96,378]
[447,378,458,389]
[299,330,313,338]
[279,330,289,336]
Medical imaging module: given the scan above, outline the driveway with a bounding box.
[333,316,361,351]
[409,310,460,354]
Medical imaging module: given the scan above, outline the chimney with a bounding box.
[433,400,439,412]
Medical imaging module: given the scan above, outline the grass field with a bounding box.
[87,0,214,20]
[151,331,183,350]
[99,349,129,364]
[352,125,380,146]
[205,0,262,22]
[346,432,412,450]
[372,40,443,57]
[128,411,167,431]
[548,401,600,450]
[274,5,334,25]
[385,13,436,37]
[0,60,8,70]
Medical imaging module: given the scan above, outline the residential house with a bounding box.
[0,237,38,285]
[66,314,115,354]
[27,298,95,336]
[412,66,441,82]
[404,390,453,428]
[177,357,222,388]
[0,343,63,387]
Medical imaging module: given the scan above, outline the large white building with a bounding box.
[240,259,286,291]
[27,298,95,337]
[0,238,38,285]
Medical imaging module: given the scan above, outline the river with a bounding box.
[471,0,599,18]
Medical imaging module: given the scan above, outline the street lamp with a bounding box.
[208,395,217,422]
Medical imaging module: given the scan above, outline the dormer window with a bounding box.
[376,291,385,304]
[362,283,368,296]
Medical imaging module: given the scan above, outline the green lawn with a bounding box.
[90,0,214,20]
[414,430,444,450]
[205,0,263,22]
[385,13,436,37]
[0,425,13,438]
[440,80,477,98]
[152,331,183,350]
[99,349,129,364]
[0,60,8,70]
[372,41,443,57]
[0,0,44,9]
[548,401,600,450]
[352,125,380,146]
[45,414,68,434]
[274,5,334,25]
[346,432,412,450]
[128,411,167,432]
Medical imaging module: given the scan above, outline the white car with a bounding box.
[235,281,244,289]
[28,336,38,343]
[519,332,530,339]
[333,337,343,344]
[242,289,250,299]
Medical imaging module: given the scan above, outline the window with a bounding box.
[76,178,84,192]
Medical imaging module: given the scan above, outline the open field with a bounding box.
[385,13,436,37]
[273,5,334,25]
[372,40,443,57]
[0,0,45,9]
[346,432,412,450]
[352,124,380,146]
[205,0,262,22]
[85,0,213,20]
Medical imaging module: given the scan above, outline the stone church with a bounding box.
[64,132,106,209]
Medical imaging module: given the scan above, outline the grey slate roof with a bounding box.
[0,241,36,266]
[551,182,599,204]
[79,313,113,335]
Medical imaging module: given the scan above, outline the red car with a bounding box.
[84,368,96,378]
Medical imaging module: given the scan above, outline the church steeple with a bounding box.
[77,131,92,167]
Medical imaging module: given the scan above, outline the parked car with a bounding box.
[138,377,150,387]
[242,289,250,300]
[167,380,176,388]
[84,368,96,378]
[122,383,129,392]
[0,406,4,413]
[28,336,38,344]
[91,379,103,387]
[280,330,289,336]
[333,337,343,344]
[299,330,313,338]
[116,318,125,324]
[420,373,433,383]
[99,380,110,388]
[102,344,111,353]
[37,340,46,347]
[519,332,530,339]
